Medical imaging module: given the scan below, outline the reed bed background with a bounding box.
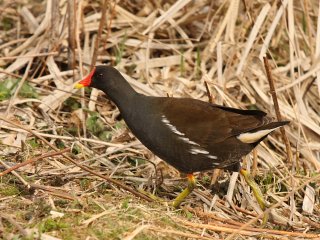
[0,0,319,239]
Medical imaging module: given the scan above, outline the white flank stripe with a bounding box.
[169,127,185,136]
[161,116,170,124]
[161,116,212,157]
[180,137,200,146]
[237,128,277,143]
[190,148,209,155]
[161,115,185,136]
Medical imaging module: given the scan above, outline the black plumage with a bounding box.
[76,65,289,174]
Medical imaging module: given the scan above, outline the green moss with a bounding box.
[121,198,130,209]
[248,104,260,110]
[255,171,288,194]
[0,184,20,196]
[261,172,274,186]
[19,81,39,98]
[124,207,144,220]
[98,131,112,141]
[134,233,155,240]
[107,225,129,240]
[54,199,70,208]
[39,218,69,233]
[92,228,108,240]
[26,138,40,148]
[0,78,38,100]
[0,79,16,100]
[86,114,104,134]
[2,17,14,31]
[185,210,193,220]
[201,175,210,185]
[61,230,76,240]
[71,145,81,155]
[114,121,125,130]
[86,112,112,141]
[64,97,81,111]
[80,178,91,191]
[0,88,11,100]
[55,140,65,149]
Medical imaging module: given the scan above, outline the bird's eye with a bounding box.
[98,73,103,77]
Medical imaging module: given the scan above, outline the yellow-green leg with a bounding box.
[240,169,268,224]
[172,174,196,208]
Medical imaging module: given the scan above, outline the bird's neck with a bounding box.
[101,78,141,111]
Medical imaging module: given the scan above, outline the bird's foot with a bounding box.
[172,174,196,208]
[240,169,269,225]
[138,174,196,209]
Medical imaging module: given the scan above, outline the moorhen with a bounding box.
[75,65,289,208]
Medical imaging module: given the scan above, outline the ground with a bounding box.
[0,0,319,239]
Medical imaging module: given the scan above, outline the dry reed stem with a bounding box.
[225,173,320,240]
[0,115,152,202]
[1,214,28,237]
[263,57,293,163]
[29,183,76,201]
[0,1,319,238]
[185,205,320,237]
[0,148,70,177]
[0,159,30,187]
[177,218,320,239]
[90,0,108,69]
[68,0,76,70]
[149,226,215,240]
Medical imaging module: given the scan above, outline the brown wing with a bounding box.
[160,98,270,146]
[130,96,276,173]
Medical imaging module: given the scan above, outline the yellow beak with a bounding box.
[74,83,85,89]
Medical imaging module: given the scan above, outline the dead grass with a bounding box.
[0,0,319,239]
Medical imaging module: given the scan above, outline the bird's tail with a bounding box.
[237,121,289,144]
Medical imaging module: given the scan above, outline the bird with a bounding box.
[75,65,289,208]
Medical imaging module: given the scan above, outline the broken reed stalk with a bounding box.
[1,214,28,237]
[204,81,224,185]
[175,214,320,239]
[0,159,29,187]
[68,0,76,70]
[90,0,109,69]
[29,183,76,200]
[204,80,213,103]
[51,0,60,46]
[0,148,70,177]
[251,149,258,177]
[224,174,320,240]
[263,57,293,163]
[103,1,117,52]
[5,54,34,115]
